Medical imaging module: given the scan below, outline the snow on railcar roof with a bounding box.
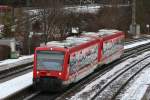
[66,36,93,41]
[81,32,96,35]
[97,29,120,36]
[46,41,74,47]
[81,29,121,37]
[98,29,119,32]
[66,36,94,45]
[46,36,94,48]
[81,32,99,36]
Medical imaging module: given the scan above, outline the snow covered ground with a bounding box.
[0,55,33,66]
[124,39,150,49]
[0,72,32,99]
[69,51,150,100]
[120,67,150,100]
[0,39,150,99]
[0,55,34,72]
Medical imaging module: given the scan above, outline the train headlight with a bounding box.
[59,72,62,75]
[37,71,39,75]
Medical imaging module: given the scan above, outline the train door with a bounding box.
[102,40,112,64]
[69,52,78,83]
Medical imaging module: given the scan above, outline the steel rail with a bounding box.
[111,63,150,100]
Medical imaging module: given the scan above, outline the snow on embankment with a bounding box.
[124,39,150,49]
[0,55,33,72]
[120,67,150,100]
[0,72,32,99]
[0,55,33,66]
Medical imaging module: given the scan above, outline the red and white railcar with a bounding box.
[33,29,124,91]
[82,29,124,64]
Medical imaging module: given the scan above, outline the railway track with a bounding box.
[112,63,150,100]
[0,63,33,82]
[123,41,150,58]
[91,54,150,100]
[124,36,150,45]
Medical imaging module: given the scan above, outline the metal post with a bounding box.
[132,0,137,36]
[26,14,30,54]
[146,24,150,34]
[26,0,30,7]
[43,8,47,44]
[132,0,136,26]
[28,35,31,54]
[11,7,15,24]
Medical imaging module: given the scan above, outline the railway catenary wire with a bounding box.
[54,44,150,100]
[2,40,150,100]
[24,92,60,100]
[91,54,150,100]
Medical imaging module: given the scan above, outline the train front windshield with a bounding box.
[36,51,64,71]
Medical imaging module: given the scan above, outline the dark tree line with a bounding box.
[136,0,150,33]
[1,0,150,55]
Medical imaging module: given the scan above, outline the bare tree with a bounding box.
[32,0,65,42]
[97,0,131,32]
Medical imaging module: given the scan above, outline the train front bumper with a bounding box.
[33,77,64,92]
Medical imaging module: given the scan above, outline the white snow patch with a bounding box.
[124,39,150,49]
[0,72,32,99]
[120,67,150,100]
[0,55,33,66]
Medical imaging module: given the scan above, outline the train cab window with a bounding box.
[36,51,64,71]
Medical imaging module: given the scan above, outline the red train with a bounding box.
[33,29,124,91]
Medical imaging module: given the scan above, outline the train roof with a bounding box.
[82,29,122,37]
[46,36,95,48]
[98,29,120,35]
[38,29,123,50]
